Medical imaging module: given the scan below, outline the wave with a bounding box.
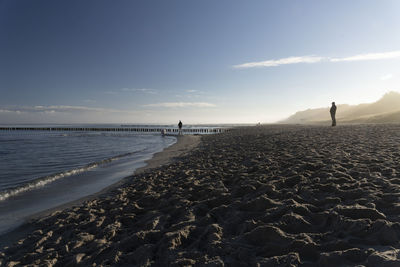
[0,151,143,202]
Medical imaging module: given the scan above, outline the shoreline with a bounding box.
[0,134,201,250]
[3,124,400,265]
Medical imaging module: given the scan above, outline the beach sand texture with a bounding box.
[2,124,400,266]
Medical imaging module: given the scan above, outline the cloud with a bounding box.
[330,51,400,62]
[380,74,393,81]
[121,88,157,94]
[186,89,198,93]
[105,88,157,95]
[0,108,25,114]
[2,105,123,114]
[42,105,123,113]
[143,102,216,108]
[234,50,400,68]
[233,56,324,68]
[84,99,97,103]
[0,104,155,124]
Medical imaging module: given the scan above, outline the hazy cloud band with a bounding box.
[143,102,216,108]
[233,56,323,68]
[0,105,129,114]
[330,51,400,62]
[234,50,400,68]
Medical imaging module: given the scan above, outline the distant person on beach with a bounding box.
[178,120,183,135]
[330,102,337,126]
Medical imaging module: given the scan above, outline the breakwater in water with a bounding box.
[0,127,229,134]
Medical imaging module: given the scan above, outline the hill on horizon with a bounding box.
[281,91,400,124]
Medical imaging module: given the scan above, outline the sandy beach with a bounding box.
[2,124,400,266]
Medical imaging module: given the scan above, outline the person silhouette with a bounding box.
[330,102,337,126]
[178,120,183,135]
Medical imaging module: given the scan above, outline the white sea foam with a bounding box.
[0,151,138,202]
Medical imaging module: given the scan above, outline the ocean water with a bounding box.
[0,129,176,234]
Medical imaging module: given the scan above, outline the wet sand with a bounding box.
[0,135,200,254]
[2,125,400,266]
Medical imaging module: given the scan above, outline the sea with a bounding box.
[0,124,227,234]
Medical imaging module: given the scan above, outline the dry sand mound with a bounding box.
[2,124,400,266]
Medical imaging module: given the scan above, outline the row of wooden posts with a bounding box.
[0,127,228,134]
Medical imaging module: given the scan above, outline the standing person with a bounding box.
[330,102,337,126]
[178,120,183,135]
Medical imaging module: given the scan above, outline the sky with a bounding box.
[1,0,400,124]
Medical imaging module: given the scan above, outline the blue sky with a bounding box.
[1,0,400,124]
